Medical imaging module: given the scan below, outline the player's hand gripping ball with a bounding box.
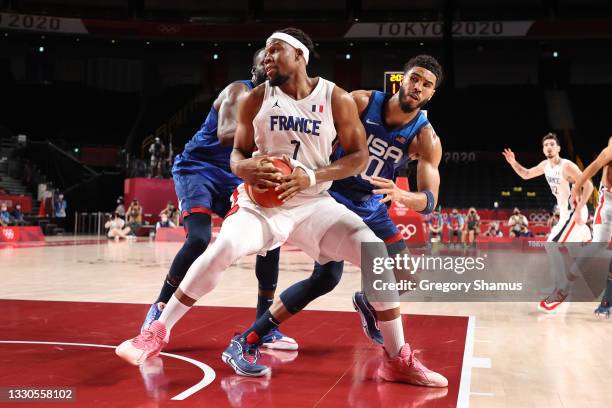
[245,158,293,208]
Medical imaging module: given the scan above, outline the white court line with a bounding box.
[456,316,492,408]
[471,357,491,369]
[0,340,215,400]
[457,316,476,408]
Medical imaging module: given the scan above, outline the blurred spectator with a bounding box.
[484,222,503,237]
[427,210,443,242]
[149,137,166,178]
[155,213,176,231]
[508,207,528,237]
[11,203,26,226]
[464,207,480,246]
[518,224,534,237]
[0,204,11,226]
[115,196,126,218]
[126,198,143,234]
[54,193,67,229]
[547,206,560,229]
[448,209,464,245]
[23,160,32,185]
[105,212,131,241]
[159,201,179,226]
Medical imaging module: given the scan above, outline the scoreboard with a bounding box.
[384,71,403,94]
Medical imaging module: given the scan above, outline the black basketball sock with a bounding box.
[255,248,280,318]
[155,213,211,304]
[256,295,274,319]
[244,310,280,344]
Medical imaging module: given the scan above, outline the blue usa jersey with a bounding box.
[175,80,254,172]
[330,91,430,200]
[171,80,253,217]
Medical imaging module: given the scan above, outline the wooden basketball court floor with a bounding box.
[1,236,611,407]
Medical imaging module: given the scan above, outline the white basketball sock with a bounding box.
[378,317,405,358]
[158,294,191,342]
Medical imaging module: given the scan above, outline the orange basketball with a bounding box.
[245,158,293,208]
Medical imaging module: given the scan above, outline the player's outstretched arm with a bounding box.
[371,125,442,213]
[217,82,251,147]
[502,148,545,180]
[315,86,369,181]
[565,160,594,214]
[230,86,282,192]
[572,145,612,197]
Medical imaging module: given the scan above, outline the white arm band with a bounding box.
[290,159,316,187]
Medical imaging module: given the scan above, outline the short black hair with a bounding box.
[542,132,560,146]
[275,27,315,53]
[253,47,265,64]
[403,55,443,88]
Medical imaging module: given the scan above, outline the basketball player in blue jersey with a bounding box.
[118,27,445,387]
[225,54,447,387]
[139,48,297,349]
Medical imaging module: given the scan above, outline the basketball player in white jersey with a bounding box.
[570,136,612,317]
[503,132,593,312]
[116,27,447,387]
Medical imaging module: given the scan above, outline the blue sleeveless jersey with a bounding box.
[174,80,254,172]
[330,91,430,200]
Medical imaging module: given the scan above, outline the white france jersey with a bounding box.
[253,78,336,195]
[544,158,587,220]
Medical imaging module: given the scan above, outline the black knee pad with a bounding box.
[184,213,212,249]
[280,260,344,314]
[255,247,280,291]
[166,213,211,282]
[310,261,344,294]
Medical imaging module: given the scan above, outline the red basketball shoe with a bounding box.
[116,320,168,365]
[538,288,569,313]
[378,344,448,387]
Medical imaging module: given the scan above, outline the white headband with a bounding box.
[267,32,310,64]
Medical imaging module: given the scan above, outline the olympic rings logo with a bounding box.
[2,228,15,240]
[528,212,550,222]
[397,223,417,239]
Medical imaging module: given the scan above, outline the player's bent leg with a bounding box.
[117,209,270,366]
[255,247,280,318]
[142,213,212,331]
[320,214,447,387]
[254,247,299,350]
[262,260,343,351]
[223,260,344,374]
[593,223,612,318]
[279,260,344,314]
[178,209,269,300]
[354,233,406,346]
[539,235,570,312]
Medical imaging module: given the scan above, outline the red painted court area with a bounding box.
[0,300,468,407]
